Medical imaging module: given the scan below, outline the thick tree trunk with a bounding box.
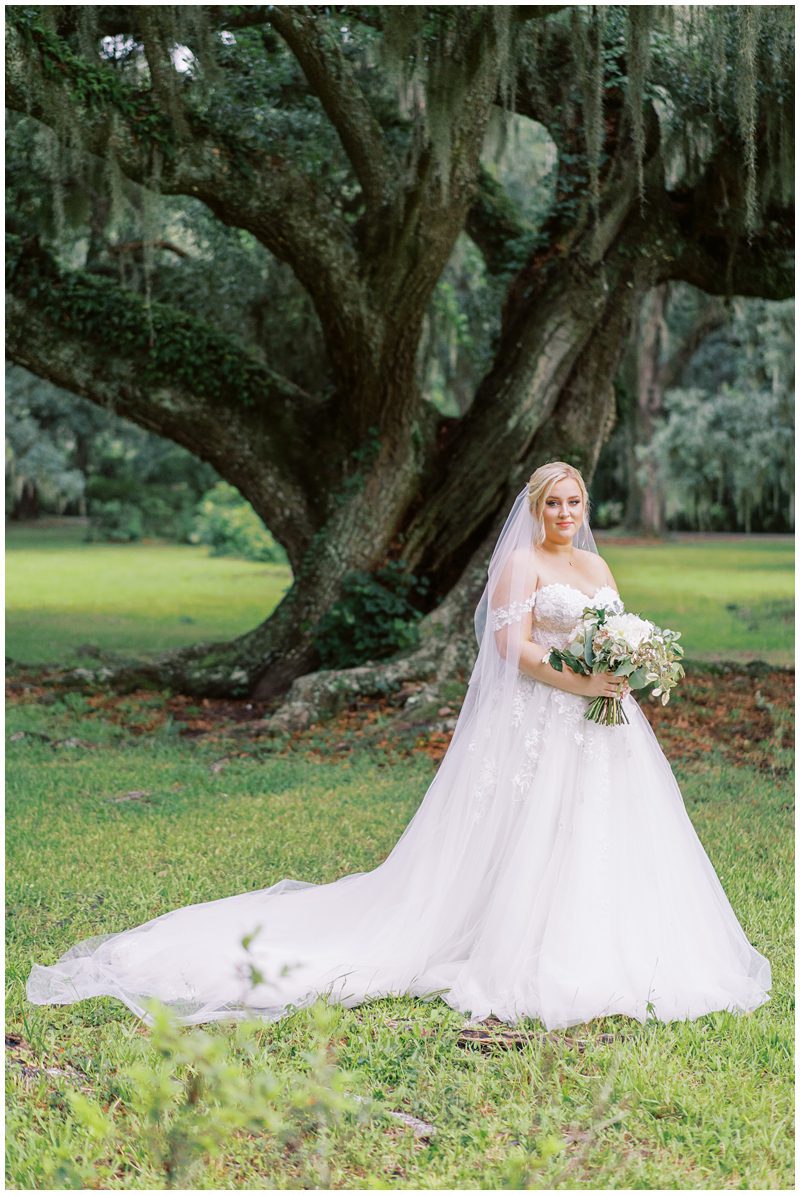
[255,263,643,730]
[625,287,728,533]
[626,285,668,534]
[14,479,41,521]
[6,199,696,711]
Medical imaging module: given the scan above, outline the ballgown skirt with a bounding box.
[27,676,771,1030]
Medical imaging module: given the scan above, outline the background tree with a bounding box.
[593,290,794,534]
[5,5,794,719]
[6,367,89,519]
[5,364,220,536]
[638,297,794,533]
[633,287,728,534]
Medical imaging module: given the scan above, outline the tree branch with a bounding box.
[6,235,318,562]
[109,238,191,259]
[138,7,191,140]
[52,6,276,39]
[5,13,373,381]
[267,6,396,217]
[658,297,728,390]
[367,11,506,320]
[514,6,568,20]
[655,148,794,300]
[465,167,534,275]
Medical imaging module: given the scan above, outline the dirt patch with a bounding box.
[5,672,273,738]
[640,667,793,770]
[6,664,794,771]
[265,666,795,768]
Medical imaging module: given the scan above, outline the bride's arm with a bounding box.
[602,558,622,599]
[492,580,611,699]
[516,629,622,698]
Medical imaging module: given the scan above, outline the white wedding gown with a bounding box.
[27,582,771,1029]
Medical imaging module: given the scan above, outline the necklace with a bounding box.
[539,543,577,566]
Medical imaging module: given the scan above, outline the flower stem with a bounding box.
[585,696,630,727]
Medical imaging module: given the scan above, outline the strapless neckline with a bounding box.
[534,581,619,603]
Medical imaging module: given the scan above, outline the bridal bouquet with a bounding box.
[545,604,685,726]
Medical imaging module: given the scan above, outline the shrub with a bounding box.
[313,561,430,669]
[593,500,624,529]
[189,482,288,564]
[85,476,199,543]
[50,998,365,1190]
[85,498,145,542]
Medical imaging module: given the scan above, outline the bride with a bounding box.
[27,462,771,1030]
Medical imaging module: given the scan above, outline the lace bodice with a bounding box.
[493,582,623,651]
[533,583,623,649]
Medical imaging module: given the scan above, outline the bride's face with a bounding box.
[541,478,584,545]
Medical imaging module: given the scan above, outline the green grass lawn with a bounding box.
[5,694,793,1189]
[5,522,794,667]
[598,536,793,666]
[5,523,794,1188]
[5,522,292,666]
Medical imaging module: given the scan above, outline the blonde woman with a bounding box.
[28,462,771,1030]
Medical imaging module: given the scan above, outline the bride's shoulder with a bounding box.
[573,546,616,588]
[573,545,606,570]
[502,548,540,588]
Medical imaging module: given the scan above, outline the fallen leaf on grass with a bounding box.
[352,1094,436,1140]
[107,789,152,804]
[457,1020,625,1053]
[6,1034,93,1093]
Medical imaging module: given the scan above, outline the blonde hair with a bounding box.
[527,461,590,545]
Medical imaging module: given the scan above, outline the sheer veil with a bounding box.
[473,483,599,644]
[460,480,600,815]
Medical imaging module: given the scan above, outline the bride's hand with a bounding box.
[582,671,629,699]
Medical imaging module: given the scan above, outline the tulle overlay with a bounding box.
[27,580,771,1029]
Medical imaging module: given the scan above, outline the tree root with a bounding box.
[256,571,482,732]
[257,623,477,734]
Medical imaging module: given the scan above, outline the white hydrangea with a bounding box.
[602,612,655,651]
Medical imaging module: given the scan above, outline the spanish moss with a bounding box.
[573,5,607,252]
[735,5,760,239]
[625,5,654,208]
[6,4,794,263]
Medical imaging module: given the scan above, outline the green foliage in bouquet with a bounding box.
[547,603,685,726]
